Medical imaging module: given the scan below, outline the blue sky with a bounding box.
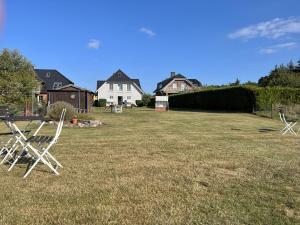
[1,0,300,93]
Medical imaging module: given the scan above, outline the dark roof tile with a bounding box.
[35,69,74,92]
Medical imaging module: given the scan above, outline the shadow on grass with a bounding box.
[258,128,278,133]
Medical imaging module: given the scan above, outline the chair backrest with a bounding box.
[280,112,289,124]
[53,108,66,142]
[279,112,284,123]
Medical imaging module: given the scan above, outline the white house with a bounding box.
[96,70,144,105]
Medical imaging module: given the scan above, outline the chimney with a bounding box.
[170,72,176,78]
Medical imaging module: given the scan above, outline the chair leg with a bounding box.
[0,145,18,165]
[282,123,297,135]
[8,147,28,171]
[46,152,63,168]
[23,147,59,178]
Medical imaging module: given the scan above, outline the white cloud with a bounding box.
[259,42,297,54]
[88,39,100,49]
[229,17,300,40]
[140,27,156,37]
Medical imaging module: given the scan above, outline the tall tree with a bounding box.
[0,49,37,104]
[258,61,300,88]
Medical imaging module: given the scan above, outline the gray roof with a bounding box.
[188,79,202,87]
[96,69,142,91]
[154,73,201,93]
[35,69,74,92]
[49,84,94,93]
[97,80,105,90]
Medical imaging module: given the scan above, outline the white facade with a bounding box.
[97,82,143,105]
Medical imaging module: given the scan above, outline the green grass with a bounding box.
[0,108,300,225]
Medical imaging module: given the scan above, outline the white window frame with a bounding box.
[109,83,114,91]
[53,82,63,89]
[172,83,177,89]
[118,84,123,91]
[181,83,186,91]
[127,84,131,91]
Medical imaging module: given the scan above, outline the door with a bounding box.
[118,96,123,105]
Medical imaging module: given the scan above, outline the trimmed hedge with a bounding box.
[94,99,107,107]
[136,100,144,107]
[168,86,300,112]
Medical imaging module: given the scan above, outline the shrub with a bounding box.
[98,99,107,107]
[47,101,77,121]
[93,100,100,107]
[142,94,152,107]
[136,100,144,107]
[77,113,95,121]
[147,97,155,108]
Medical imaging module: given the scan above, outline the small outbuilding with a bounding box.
[155,96,169,112]
[48,84,94,113]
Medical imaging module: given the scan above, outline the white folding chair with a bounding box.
[279,112,297,135]
[0,120,45,165]
[11,109,66,178]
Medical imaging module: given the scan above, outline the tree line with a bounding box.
[258,60,300,88]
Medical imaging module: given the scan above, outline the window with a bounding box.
[38,96,44,102]
[181,83,186,91]
[127,96,131,100]
[127,84,131,91]
[46,72,51,78]
[109,83,114,91]
[172,83,177,89]
[118,84,123,91]
[53,82,62,89]
[109,96,114,99]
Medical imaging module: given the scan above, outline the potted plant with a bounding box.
[71,115,78,125]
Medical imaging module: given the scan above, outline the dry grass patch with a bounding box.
[0,108,299,224]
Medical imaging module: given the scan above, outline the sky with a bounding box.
[1,0,300,93]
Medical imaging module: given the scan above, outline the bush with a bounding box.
[76,113,95,121]
[47,101,77,121]
[142,94,152,107]
[93,100,100,107]
[98,99,107,107]
[168,86,300,113]
[136,100,144,107]
[94,99,106,107]
[147,97,155,108]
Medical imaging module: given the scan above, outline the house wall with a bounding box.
[163,79,194,95]
[37,93,48,102]
[97,82,142,105]
[48,91,93,112]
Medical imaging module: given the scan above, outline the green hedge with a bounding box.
[168,86,300,112]
[136,100,144,107]
[94,99,107,107]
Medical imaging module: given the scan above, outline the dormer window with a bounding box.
[53,82,62,90]
[46,72,51,78]
[159,84,162,89]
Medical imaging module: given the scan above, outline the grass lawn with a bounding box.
[0,108,299,225]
